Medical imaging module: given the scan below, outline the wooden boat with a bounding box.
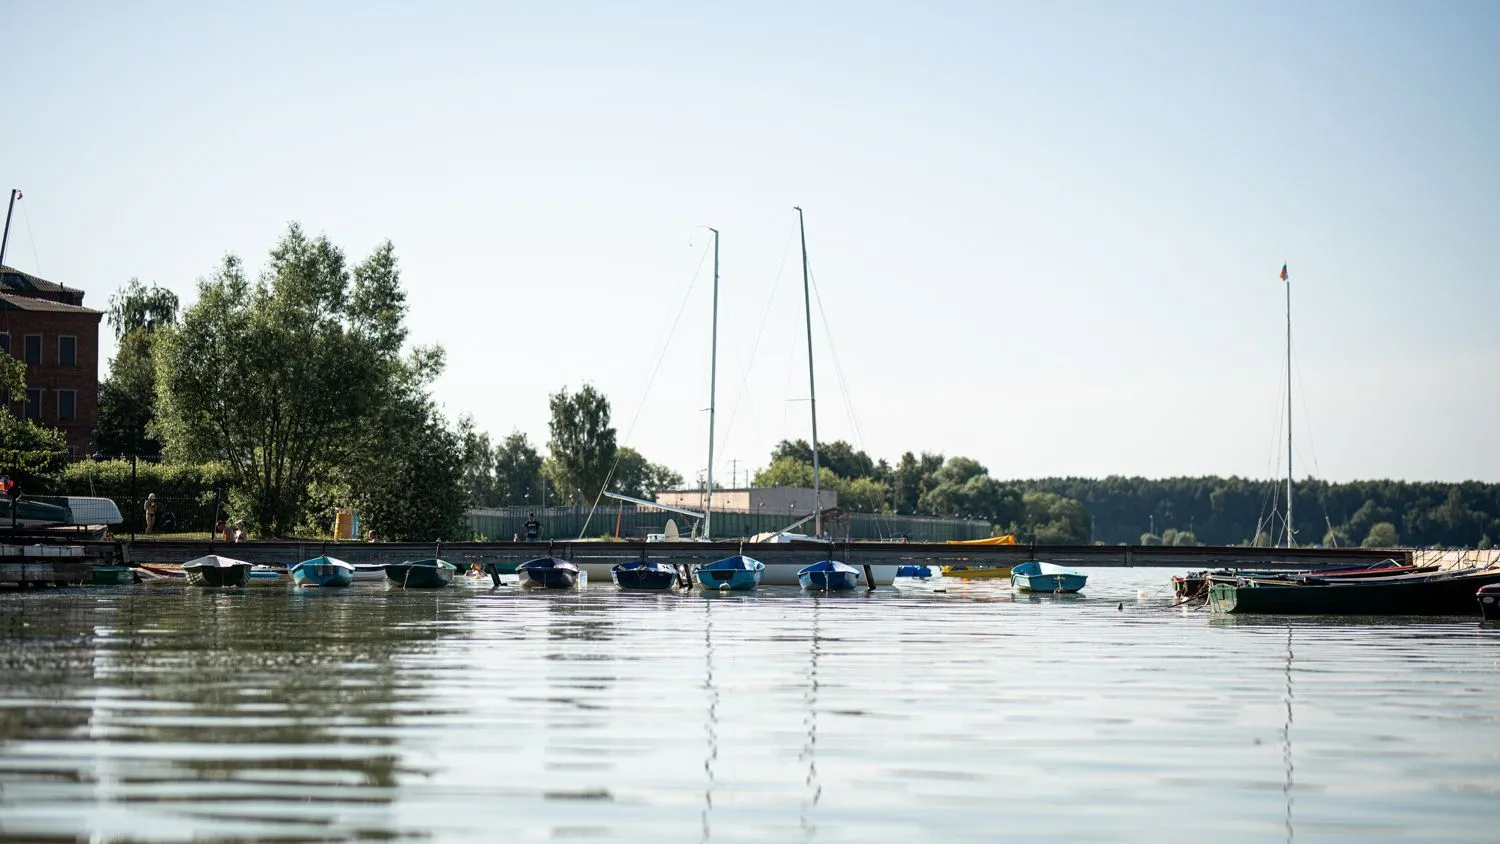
[1209,568,1500,615]
[518,557,580,589]
[351,564,387,582]
[696,555,764,591]
[1479,584,1500,621]
[611,561,677,590]
[90,565,136,585]
[182,555,253,587]
[1173,561,1431,599]
[797,560,860,591]
[385,558,456,589]
[941,564,1013,580]
[289,556,354,588]
[1011,561,1087,593]
[250,565,288,582]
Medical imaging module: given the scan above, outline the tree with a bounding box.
[154,224,419,536]
[891,451,944,514]
[97,329,162,456]
[612,447,684,499]
[1362,521,1400,548]
[341,389,468,541]
[753,455,838,491]
[770,438,876,483]
[1020,491,1090,544]
[838,475,892,513]
[918,457,1023,525]
[546,384,617,504]
[0,355,68,483]
[106,278,179,339]
[459,419,499,507]
[494,431,544,505]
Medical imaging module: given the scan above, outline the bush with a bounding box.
[45,459,234,534]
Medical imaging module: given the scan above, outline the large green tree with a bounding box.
[495,431,545,505]
[918,457,1024,525]
[546,384,617,505]
[154,224,451,537]
[1017,491,1091,544]
[612,447,683,499]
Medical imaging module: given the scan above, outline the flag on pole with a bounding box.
[12,191,20,201]
[1279,263,1288,282]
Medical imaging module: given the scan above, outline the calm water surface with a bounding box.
[1,570,1497,842]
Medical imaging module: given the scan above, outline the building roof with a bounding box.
[0,265,86,306]
[0,292,102,314]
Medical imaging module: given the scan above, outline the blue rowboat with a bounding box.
[696,555,764,591]
[289,556,354,588]
[385,558,457,589]
[517,557,580,589]
[895,564,937,579]
[1011,561,1088,593]
[797,560,861,591]
[611,561,677,590]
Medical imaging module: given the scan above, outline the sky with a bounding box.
[4,1,1498,484]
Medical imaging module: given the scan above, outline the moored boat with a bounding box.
[1011,561,1087,593]
[611,561,677,591]
[182,555,253,587]
[289,556,354,588]
[1479,584,1500,621]
[517,557,581,589]
[941,564,1013,580]
[797,560,860,591]
[90,565,137,585]
[1209,568,1500,615]
[385,558,457,589]
[696,555,764,591]
[1174,560,1432,600]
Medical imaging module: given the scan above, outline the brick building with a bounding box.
[1,265,102,457]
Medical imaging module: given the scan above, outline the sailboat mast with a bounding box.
[795,206,822,539]
[1285,265,1294,548]
[705,228,720,541]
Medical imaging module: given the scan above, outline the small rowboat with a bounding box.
[91,565,137,585]
[1210,568,1500,615]
[290,556,354,588]
[797,560,860,591]
[941,564,1013,580]
[696,556,764,591]
[1011,561,1087,593]
[385,558,457,589]
[182,555,253,588]
[517,557,581,589]
[1479,584,1500,621]
[611,561,677,590]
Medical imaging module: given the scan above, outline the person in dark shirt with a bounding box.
[523,513,541,541]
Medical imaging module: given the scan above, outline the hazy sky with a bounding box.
[5,1,1497,484]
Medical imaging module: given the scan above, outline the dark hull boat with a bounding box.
[182,555,252,588]
[611,561,677,590]
[1479,584,1500,621]
[518,557,580,589]
[1209,568,1500,616]
[1174,561,1432,600]
[385,558,456,589]
[797,560,860,591]
[695,555,764,591]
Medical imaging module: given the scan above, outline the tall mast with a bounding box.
[705,227,720,541]
[1285,264,1294,548]
[795,206,822,539]
[0,190,18,271]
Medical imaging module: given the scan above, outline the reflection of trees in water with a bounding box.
[83,586,482,790]
[0,596,97,742]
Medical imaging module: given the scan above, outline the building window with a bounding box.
[0,332,10,355]
[25,388,43,420]
[57,389,77,420]
[59,335,77,366]
[23,334,42,365]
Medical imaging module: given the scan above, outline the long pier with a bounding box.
[119,539,1408,571]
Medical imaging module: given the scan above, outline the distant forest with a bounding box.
[1011,476,1500,549]
[749,440,1499,549]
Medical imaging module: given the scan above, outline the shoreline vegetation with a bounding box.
[8,225,1498,550]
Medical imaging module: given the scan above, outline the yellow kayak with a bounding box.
[946,535,1017,546]
[941,564,1014,579]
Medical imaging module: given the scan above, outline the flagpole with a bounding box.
[1285,264,1294,548]
[0,190,18,270]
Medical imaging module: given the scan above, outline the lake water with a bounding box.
[1,569,1497,843]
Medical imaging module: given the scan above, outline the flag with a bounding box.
[12,190,20,201]
[1279,263,1288,282]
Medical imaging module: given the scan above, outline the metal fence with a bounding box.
[466,505,992,543]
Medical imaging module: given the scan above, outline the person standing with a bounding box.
[144,493,159,534]
[523,512,542,541]
[233,520,248,543]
